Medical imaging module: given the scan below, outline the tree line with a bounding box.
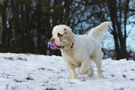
[0,0,135,59]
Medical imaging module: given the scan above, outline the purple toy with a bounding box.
[50,43,58,50]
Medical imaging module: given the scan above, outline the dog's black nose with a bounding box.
[50,38,55,43]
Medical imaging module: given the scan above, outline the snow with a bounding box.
[0,53,135,90]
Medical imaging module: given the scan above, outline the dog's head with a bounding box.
[50,25,74,49]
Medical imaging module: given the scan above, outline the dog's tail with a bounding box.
[88,21,111,41]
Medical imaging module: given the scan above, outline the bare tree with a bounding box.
[0,0,4,44]
[71,0,135,59]
[0,15,2,44]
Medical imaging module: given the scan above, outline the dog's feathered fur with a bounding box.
[51,21,111,79]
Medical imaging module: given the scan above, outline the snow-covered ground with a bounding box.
[0,53,135,90]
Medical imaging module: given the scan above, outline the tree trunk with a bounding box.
[108,0,128,60]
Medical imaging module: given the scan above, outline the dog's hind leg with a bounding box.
[79,59,91,75]
[93,50,104,78]
[94,57,103,78]
[87,65,93,77]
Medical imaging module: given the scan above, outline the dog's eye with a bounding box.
[57,33,63,37]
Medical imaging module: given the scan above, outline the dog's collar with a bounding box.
[71,42,74,48]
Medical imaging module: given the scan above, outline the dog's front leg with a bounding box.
[67,62,77,79]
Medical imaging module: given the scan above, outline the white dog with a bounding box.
[50,22,111,79]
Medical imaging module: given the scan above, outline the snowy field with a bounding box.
[0,53,135,90]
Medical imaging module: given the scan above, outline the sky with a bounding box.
[101,24,135,52]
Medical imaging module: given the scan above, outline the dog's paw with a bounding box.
[87,72,93,77]
[87,68,93,77]
[79,70,86,75]
[98,74,104,78]
[68,76,78,79]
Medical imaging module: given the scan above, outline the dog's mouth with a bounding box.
[57,45,64,49]
[50,43,64,50]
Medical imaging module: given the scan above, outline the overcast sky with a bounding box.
[101,24,135,52]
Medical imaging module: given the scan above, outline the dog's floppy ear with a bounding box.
[64,28,67,34]
[64,28,67,31]
[57,33,63,37]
